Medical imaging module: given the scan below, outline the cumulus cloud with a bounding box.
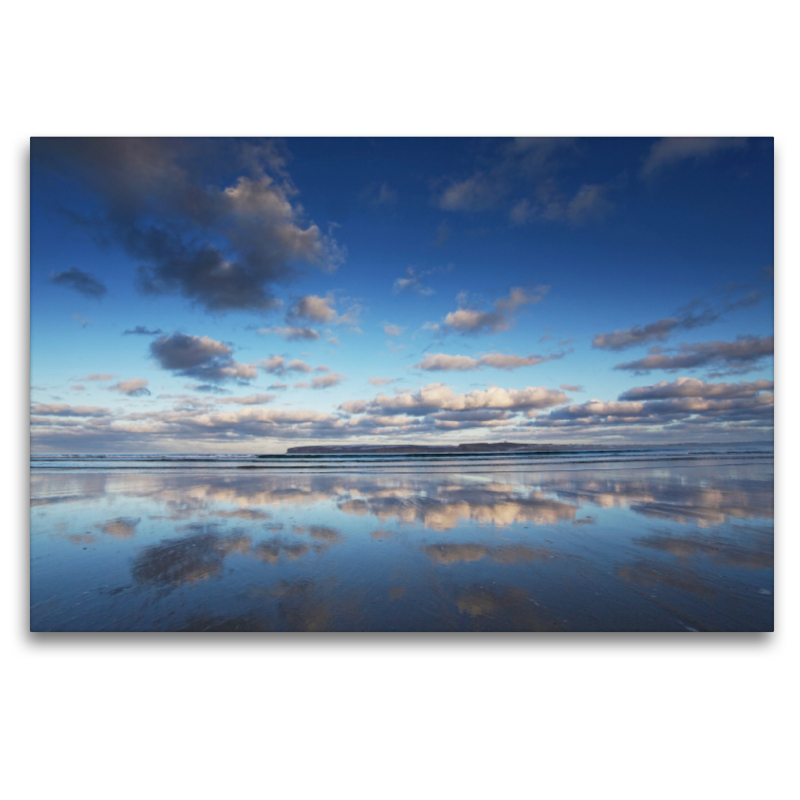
[415,350,566,371]
[287,294,336,323]
[109,378,151,397]
[384,324,404,336]
[123,326,163,336]
[613,336,774,375]
[150,332,257,383]
[641,137,747,178]
[34,138,344,313]
[441,286,549,335]
[337,383,569,434]
[258,356,313,376]
[49,267,107,298]
[258,325,320,341]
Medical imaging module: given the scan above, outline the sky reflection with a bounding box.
[30,458,773,631]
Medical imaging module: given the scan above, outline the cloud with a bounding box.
[79,373,117,382]
[641,137,747,178]
[34,138,344,313]
[368,378,397,387]
[384,324,404,336]
[435,138,614,225]
[190,384,232,394]
[511,183,614,225]
[393,266,434,296]
[533,376,773,432]
[268,383,288,391]
[560,384,584,392]
[218,394,277,405]
[258,356,313,376]
[49,267,107,298]
[31,403,110,417]
[415,350,566,371]
[613,336,774,375]
[619,377,773,401]
[258,325,320,341]
[362,182,397,206]
[296,373,346,390]
[109,378,151,397]
[439,174,506,212]
[288,294,336,323]
[433,223,450,247]
[441,286,549,335]
[592,288,763,351]
[123,326,163,336]
[349,383,569,421]
[150,332,257,383]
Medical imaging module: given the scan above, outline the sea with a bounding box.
[30,444,774,631]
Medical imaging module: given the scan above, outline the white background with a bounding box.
[2,2,796,798]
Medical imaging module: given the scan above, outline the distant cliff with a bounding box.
[285,441,601,455]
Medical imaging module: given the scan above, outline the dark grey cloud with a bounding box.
[150,332,257,383]
[593,288,764,351]
[50,267,107,298]
[258,325,320,341]
[34,138,344,314]
[123,326,164,336]
[533,376,773,432]
[613,336,773,375]
[619,377,773,401]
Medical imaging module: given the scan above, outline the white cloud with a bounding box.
[258,356,313,376]
[415,351,564,371]
[641,137,747,178]
[440,286,549,335]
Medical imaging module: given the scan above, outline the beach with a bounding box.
[30,447,774,632]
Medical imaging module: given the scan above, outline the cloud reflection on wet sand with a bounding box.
[31,460,774,631]
[423,543,554,565]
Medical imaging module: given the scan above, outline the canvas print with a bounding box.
[30,137,774,632]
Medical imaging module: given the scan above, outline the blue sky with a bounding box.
[30,137,773,452]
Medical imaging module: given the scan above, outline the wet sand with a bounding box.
[30,455,773,631]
